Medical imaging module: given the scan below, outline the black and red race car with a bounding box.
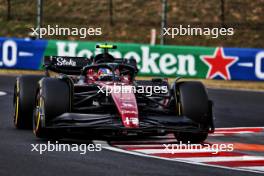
[13,44,214,143]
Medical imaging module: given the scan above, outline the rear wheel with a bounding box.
[174,81,211,143]
[33,78,70,138]
[14,75,44,129]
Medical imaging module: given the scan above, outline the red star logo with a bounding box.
[201,47,238,80]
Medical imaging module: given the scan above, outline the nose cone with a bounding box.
[110,85,139,128]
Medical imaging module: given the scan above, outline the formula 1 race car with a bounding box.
[13,44,214,143]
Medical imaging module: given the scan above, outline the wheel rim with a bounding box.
[14,96,19,126]
[14,80,20,127]
[34,96,44,134]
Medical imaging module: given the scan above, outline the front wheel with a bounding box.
[173,81,212,143]
[33,78,70,138]
[33,94,47,138]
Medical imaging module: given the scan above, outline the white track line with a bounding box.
[94,127,264,174]
[114,144,165,148]
[209,134,225,136]
[238,166,264,172]
[132,149,226,154]
[111,139,177,144]
[208,87,264,93]
[0,91,7,96]
[93,140,264,174]
[174,156,264,163]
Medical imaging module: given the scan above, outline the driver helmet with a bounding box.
[98,68,112,77]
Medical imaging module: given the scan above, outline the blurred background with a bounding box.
[0,0,264,47]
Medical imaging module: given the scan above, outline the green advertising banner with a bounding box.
[1,37,264,81]
[44,40,216,78]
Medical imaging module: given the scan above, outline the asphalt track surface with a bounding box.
[0,75,264,176]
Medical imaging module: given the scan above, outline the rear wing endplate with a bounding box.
[44,56,92,75]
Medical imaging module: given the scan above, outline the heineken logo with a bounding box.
[56,42,197,77]
[51,41,264,81]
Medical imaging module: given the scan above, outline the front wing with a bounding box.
[45,113,212,136]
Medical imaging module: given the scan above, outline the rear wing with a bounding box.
[44,56,92,75]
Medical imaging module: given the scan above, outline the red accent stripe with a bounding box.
[120,142,231,151]
[151,152,244,158]
[122,143,216,150]
[123,146,168,150]
[206,160,264,167]
[215,128,263,133]
[110,140,177,145]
